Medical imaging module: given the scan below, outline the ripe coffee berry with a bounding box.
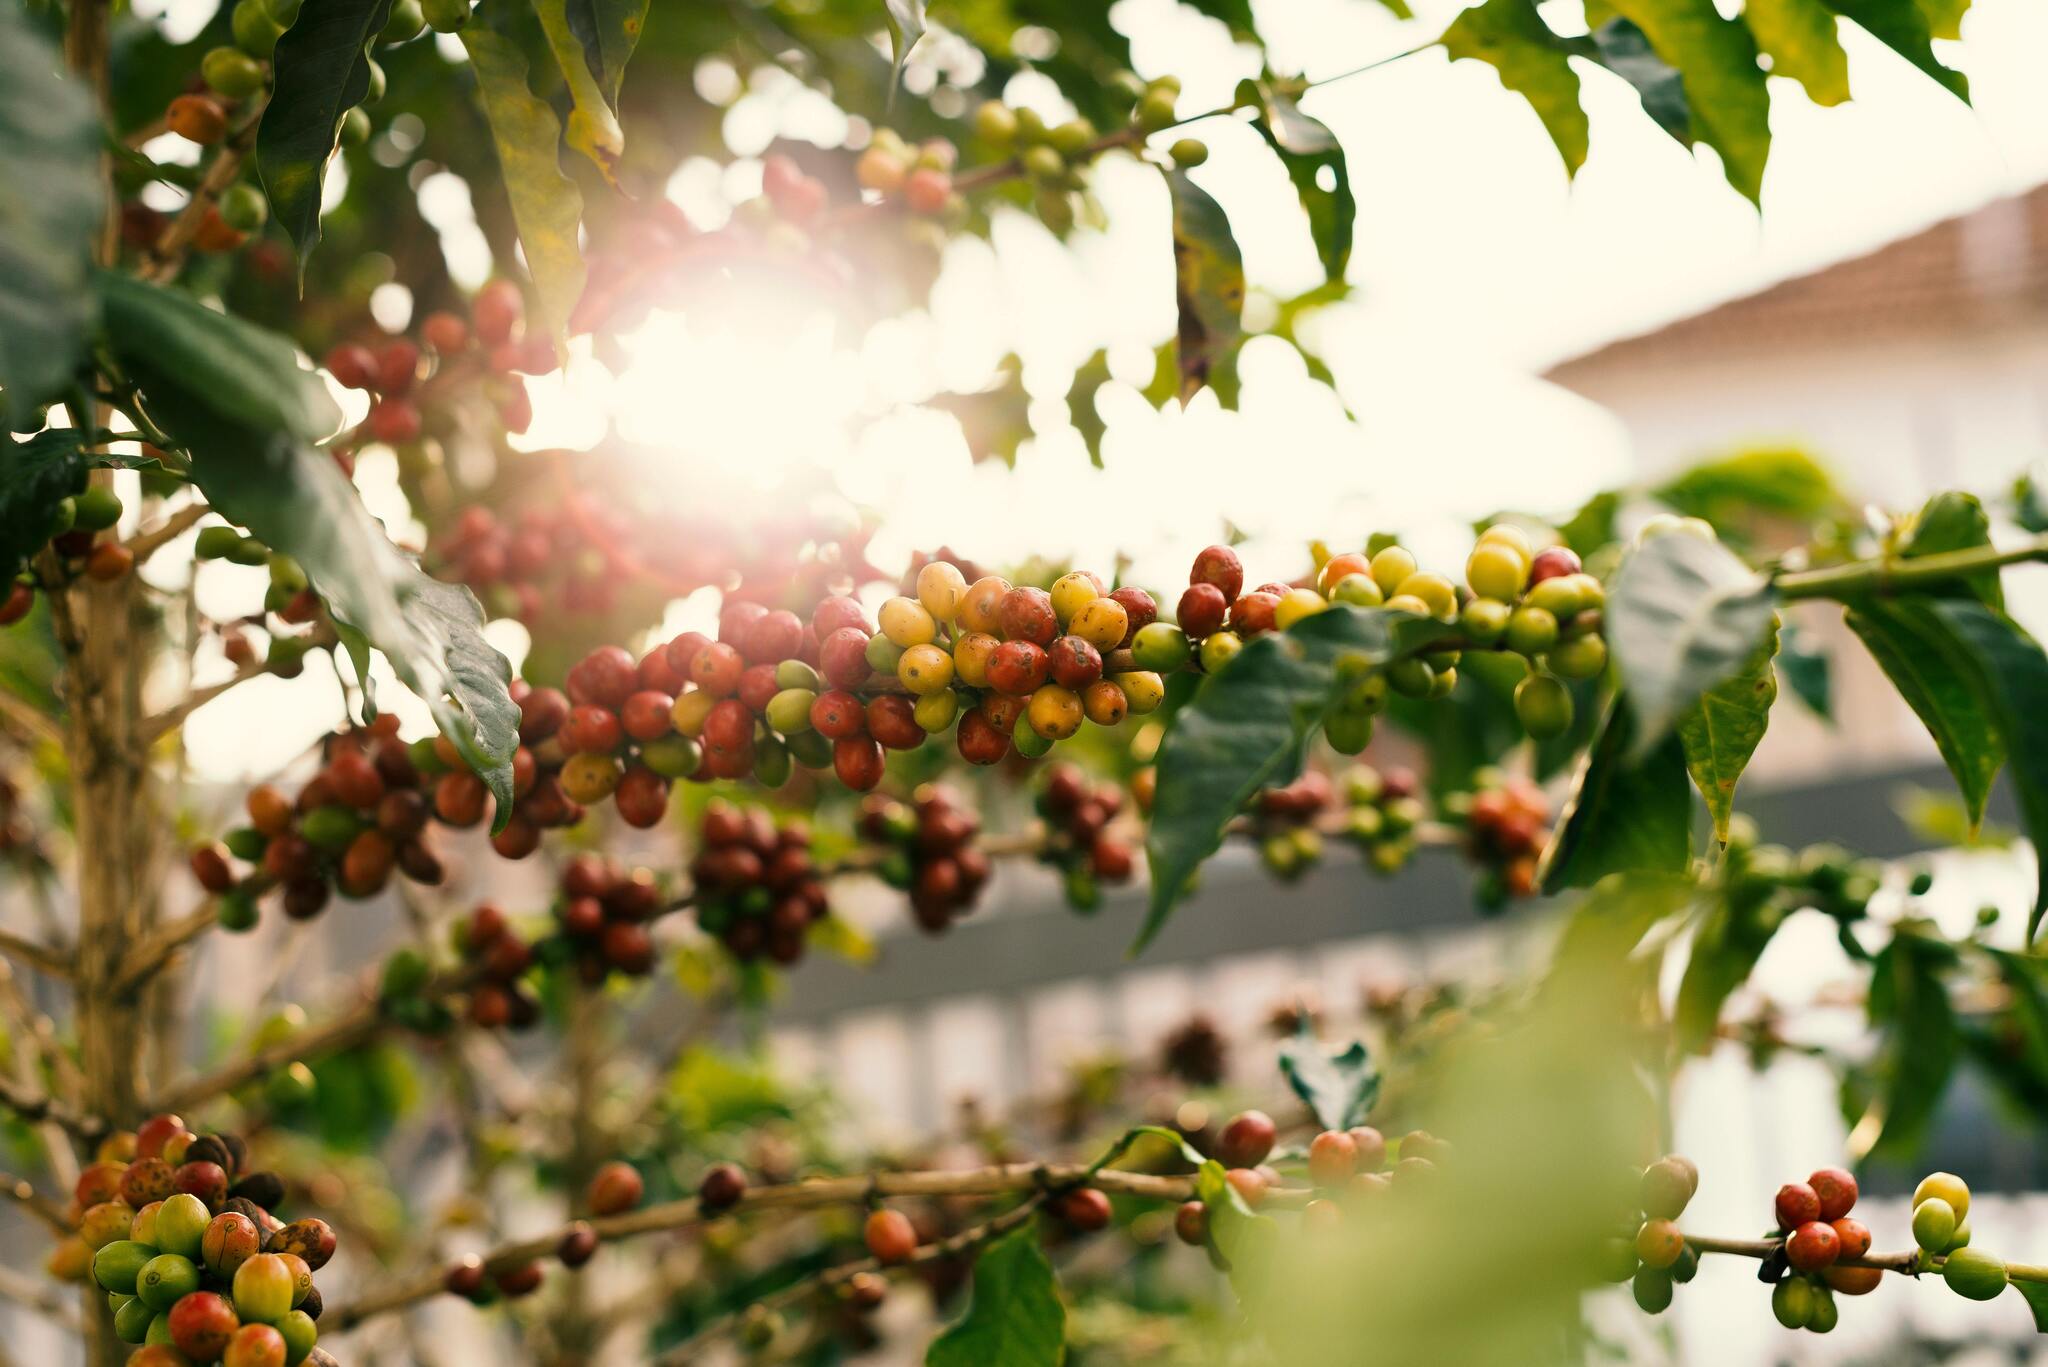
[1808,1167,1857,1221]
[1785,1220,1840,1272]
[1774,1182,1821,1231]
[557,1222,600,1268]
[1190,545,1244,602]
[1216,1110,1276,1169]
[1057,1187,1113,1232]
[1174,1200,1209,1246]
[1634,1219,1684,1270]
[699,1162,748,1212]
[864,1208,918,1264]
[586,1161,643,1216]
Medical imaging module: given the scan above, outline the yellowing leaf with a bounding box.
[534,0,626,185]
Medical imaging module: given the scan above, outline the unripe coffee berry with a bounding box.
[1634,1219,1684,1270]
[916,561,967,620]
[1514,673,1573,739]
[1307,1130,1357,1187]
[1912,1171,1969,1222]
[1466,543,1527,600]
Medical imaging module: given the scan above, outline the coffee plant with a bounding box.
[1,0,2043,1360]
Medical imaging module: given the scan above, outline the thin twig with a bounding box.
[109,905,221,997]
[143,624,336,743]
[0,691,61,753]
[0,1169,73,1237]
[127,500,211,562]
[0,928,72,981]
[142,96,267,284]
[0,1073,107,1142]
[144,992,387,1115]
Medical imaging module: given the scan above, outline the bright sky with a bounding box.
[141,0,2048,778]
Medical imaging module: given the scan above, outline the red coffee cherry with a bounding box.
[955,709,1009,766]
[1174,1200,1208,1246]
[376,338,421,394]
[996,586,1058,646]
[1047,635,1103,689]
[1808,1167,1857,1221]
[1224,1167,1268,1208]
[987,640,1049,695]
[1830,1216,1871,1260]
[1176,582,1228,639]
[1527,546,1581,585]
[833,737,885,790]
[1056,1187,1112,1232]
[1347,1126,1387,1172]
[1109,586,1157,644]
[586,1161,644,1216]
[473,280,525,348]
[1215,1110,1276,1169]
[366,398,422,444]
[190,843,235,893]
[568,645,640,709]
[812,595,870,637]
[444,1254,487,1299]
[1774,1182,1821,1231]
[811,690,866,740]
[1230,590,1280,636]
[864,1208,918,1264]
[621,691,676,742]
[1785,1220,1840,1272]
[1190,545,1244,602]
[421,311,470,353]
[325,343,378,389]
[819,627,873,689]
[866,695,922,750]
[496,1261,545,1297]
[698,1162,747,1212]
[557,1222,599,1268]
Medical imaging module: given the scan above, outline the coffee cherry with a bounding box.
[1057,1187,1113,1232]
[999,587,1059,645]
[224,1322,287,1367]
[1911,1196,1956,1251]
[988,640,1049,695]
[1829,1217,1869,1261]
[958,575,1011,633]
[1465,543,1526,600]
[1912,1172,1969,1223]
[1785,1221,1839,1272]
[1514,673,1572,739]
[1632,1266,1673,1314]
[1216,1110,1275,1168]
[496,1261,544,1297]
[1027,685,1083,741]
[1081,679,1128,726]
[1177,583,1229,638]
[1549,633,1607,680]
[897,644,953,694]
[586,1161,643,1216]
[1048,634,1105,689]
[1173,1200,1208,1246]
[1806,1167,1856,1221]
[1634,1219,1684,1270]
[1941,1247,2008,1301]
[168,93,229,143]
[169,1289,239,1360]
[879,596,937,647]
[1070,596,1129,651]
[1199,631,1242,673]
[834,736,886,789]
[1307,1130,1357,1187]
[1504,605,1558,656]
[1824,1263,1882,1295]
[234,1253,295,1323]
[203,1213,262,1278]
[1640,1157,1695,1220]
[1224,1167,1269,1208]
[1527,545,1581,585]
[864,1208,918,1264]
[1191,546,1244,602]
[917,561,967,620]
[556,1222,599,1269]
[698,1162,747,1212]
[1774,1182,1822,1231]
[473,280,524,347]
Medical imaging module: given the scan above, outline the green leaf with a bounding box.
[1608,0,1772,202]
[1162,168,1246,405]
[1193,1158,1270,1272]
[1065,350,1113,464]
[1851,927,1958,1161]
[1440,0,1589,176]
[1915,0,1968,39]
[1277,1034,1380,1131]
[929,356,1029,466]
[1844,598,2002,837]
[1677,616,1778,845]
[461,29,587,349]
[926,1226,1065,1367]
[1901,491,2000,609]
[886,0,928,98]
[1585,18,1693,146]
[1653,447,1844,526]
[560,0,648,108]
[1674,887,1785,1052]
[0,431,91,578]
[1776,622,1832,721]
[1241,81,1354,283]
[1095,1125,1209,1171]
[96,273,340,444]
[1742,0,1850,105]
[1141,607,1455,952]
[1824,0,1967,100]
[1606,531,1777,751]
[0,4,102,421]
[2013,1280,2048,1334]
[534,0,626,184]
[1537,694,1693,894]
[1924,599,2048,943]
[101,296,518,824]
[256,0,396,275]
[1182,0,1262,38]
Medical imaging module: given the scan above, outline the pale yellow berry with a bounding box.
[878,596,937,647]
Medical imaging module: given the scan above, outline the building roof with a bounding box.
[1546,183,2048,387]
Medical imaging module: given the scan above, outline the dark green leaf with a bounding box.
[1824,0,1967,100]
[1605,531,1777,750]
[1677,616,1778,845]
[1537,694,1693,894]
[1586,18,1692,146]
[560,0,648,107]
[535,0,626,182]
[1556,490,1619,557]
[1924,599,2048,943]
[1674,887,1784,1052]
[256,0,396,274]
[925,1226,1065,1367]
[1742,0,1850,105]
[0,431,91,578]
[1440,0,1589,175]
[1776,622,1831,721]
[1608,0,1772,202]
[1278,1034,1380,1131]
[1141,607,1455,952]
[885,0,927,98]
[1901,491,2000,608]
[2014,1281,2048,1334]
[96,272,340,444]
[1963,948,2048,1115]
[460,29,587,347]
[0,5,102,420]
[1065,350,1113,463]
[1844,598,2002,838]
[1162,169,1246,405]
[1851,928,1958,1160]
[1915,0,1968,39]
[1244,83,1354,282]
[1653,448,1844,527]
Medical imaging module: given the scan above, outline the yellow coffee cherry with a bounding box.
[1082,679,1127,725]
[1117,671,1166,714]
[1328,573,1383,608]
[952,632,999,687]
[1477,523,1535,562]
[1274,587,1328,630]
[1369,546,1417,597]
[1070,596,1129,651]
[1465,543,1526,601]
[669,690,716,737]
[879,596,937,647]
[561,752,623,803]
[914,689,959,732]
[1913,1172,1970,1224]
[917,561,968,622]
[897,643,954,694]
[1028,684,1084,740]
[959,575,1012,633]
[1395,573,1458,621]
[1384,593,1432,617]
[1050,571,1106,625]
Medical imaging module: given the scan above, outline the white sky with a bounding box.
[145,0,2048,777]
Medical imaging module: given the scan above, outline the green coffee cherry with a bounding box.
[217,889,260,932]
[137,1254,200,1311]
[1135,89,1178,132]
[1329,573,1383,608]
[1941,1247,2007,1301]
[753,734,791,787]
[1023,145,1066,182]
[1199,630,1242,673]
[1504,605,1558,656]
[72,485,124,532]
[380,0,425,43]
[1631,1266,1672,1313]
[219,183,269,233]
[1912,1197,1956,1252]
[765,688,816,735]
[93,1241,155,1296]
[114,1294,155,1343]
[1805,1285,1837,1333]
[1169,138,1208,168]
[232,0,284,56]
[974,100,1018,146]
[1770,1276,1814,1329]
[1459,597,1509,644]
[1131,622,1192,672]
[1011,719,1054,758]
[380,947,431,1000]
[1049,119,1097,157]
[1549,633,1607,680]
[226,534,272,566]
[640,734,702,778]
[1387,657,1434,699]
[1325,706,1373,755]
[341,107,373,146]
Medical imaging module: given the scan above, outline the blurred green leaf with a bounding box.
[1653,448,1843,528]
[256,0,397,275]
[1743,0,1849,103]
[2014,1281,2048,1333]
[1538,694,1693,894]
[1675,887,1783,1052]
[930,356,1030,466]
[1852,927,1958,1161]
[1162,168,1246,404]
[1440,0,1589,176]
[1278,1034,1380,1131]
[1608,0,1772,202]
[885,0,927,97]
[0,5,102,421]
[1585,18,1691,145]
[461,28,588,347]
[535,0,627,183]
[0,431,90,579]
[1915,0,1968,37]
[1893,785,2013,848]
[1776,622,1831,721]
[1676,617,1778,845]
[1241,80,1354,282]
[1826,0,1967,99]
[1182,0,1261,38]
[1605,530,1777,751]
[926,1225,1065,1367]
[560,0,648,107]
[1846,598,2001,836]
[1901,490,2000,608]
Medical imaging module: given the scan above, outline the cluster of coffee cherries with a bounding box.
[1445,768,1550,905]
[1614,1154,1704,1314]
[1333,765,1426,878]
[1037,764,1137,912]
[51,1115,334,1365]
[1761,1166,1875,1331]
[190,717,459,929]
[971,72,1190,232]
[543,852,663,982]
[1252,772,1336,882]
[859,786,991,933]
[689,801,829,965]
[325,278,544,452]
[1,482,132,622]
[1911,1171,2011,1302]
[448,904,542,1031]
[853,130,962,219]
[433,494,878,633]
[1171,1110,1437,1241]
